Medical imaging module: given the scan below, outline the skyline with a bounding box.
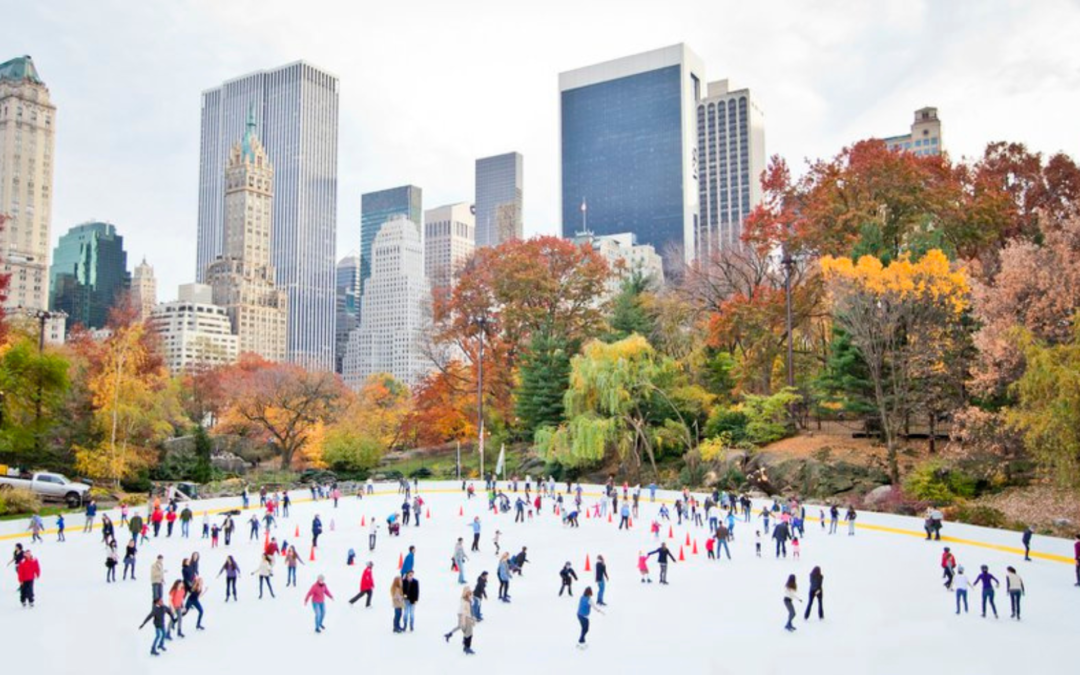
[9,0,1080,298]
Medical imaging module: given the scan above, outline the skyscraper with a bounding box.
[475,152,523,247]
[424,202,474,291]
[197,61,338,370]
[560,44,704,266]
[0,55,56,311]
[884,107,943,157]
[696,80,766,254]
[150,284,238,375]
[334,253,360,374]
[131,257,157,322]
[360,185,422,297]
[49,221,130,331]
[343,215,430,389]
[205,111,288,362]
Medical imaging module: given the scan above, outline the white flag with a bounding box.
[495,444,506,475]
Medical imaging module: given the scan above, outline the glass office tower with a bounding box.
[360,185,422,294]
[50,221,131,331]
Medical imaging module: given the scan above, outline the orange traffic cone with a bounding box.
[668,525,674,539]
[584,554,591,572]
[309,547,316,561]
[585,509,590,519]
[692,539,699,555]
[628,517,633,528]
[426,509,431,519]
[555,506,560,516]
[678,546,685,561]
[607,513,612,523]
[295,525,300,537]
[397,552,403,570]
[264,530,269,548]
[361,515,366,527]
[685,532,691,546]
[459,506,464,516]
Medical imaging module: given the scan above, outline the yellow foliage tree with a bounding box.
[821,250,970,482]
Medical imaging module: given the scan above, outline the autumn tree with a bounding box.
[217,357,346,470]
[407,362,477,447]
[0,334,70,465]
[72,318,183,486]
[821,250,970,482]
[323,373,411,474]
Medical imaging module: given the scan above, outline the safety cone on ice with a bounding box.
[310,547,316,562]
[584,554,591,572]
[361,515,366,527]
[685,532,691,546]
[692,539,699,555]
[628,517,633,528]
[459,506,464,517]
[678,546,685,562]
[397,552,403,570]
[295,525,300,537]
[607,513,612,523]
[426,509,431,519]
[668,526,674,539]
[555,506,560,516]
[585,509,590,519]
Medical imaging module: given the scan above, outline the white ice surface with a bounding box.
[0,481,1076,675]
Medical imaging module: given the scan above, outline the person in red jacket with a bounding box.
[166,510,177,538]
[265,537,280,557]
[941,547,957,589]
[151,507,164,537]
[17,550,41,607]
[349,561,376,607]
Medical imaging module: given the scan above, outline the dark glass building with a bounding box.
[49,221,131,331]
[360,184,422,295]
[560,44,704,266]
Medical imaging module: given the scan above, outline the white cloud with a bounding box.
[7,0,1079,299]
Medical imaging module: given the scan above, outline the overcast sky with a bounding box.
[10,0,1080,298]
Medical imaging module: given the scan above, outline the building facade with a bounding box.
[334,253,361,374]
[131,257,156,322]
[574,230,664,298]
[0,55,56,311]
[49,221,130,331]
[475,152,523,248]
[360,185,422,299]
[150,283,239,374]
[197,61,338,370]
[343,215,430,389]
[696,80,765,255]
[884,107,943,156]
[205,112,288,362]
[424,202,474,291]
[560,44,704,267]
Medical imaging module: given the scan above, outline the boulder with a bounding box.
[864,485,894,507]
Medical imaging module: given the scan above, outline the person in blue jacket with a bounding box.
[401,545,415,577]
[575,586,603,649]
[311,515,323,548]
[648,543,677,585]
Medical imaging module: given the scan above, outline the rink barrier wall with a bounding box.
[1,483,1074,565]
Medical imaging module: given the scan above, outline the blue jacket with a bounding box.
[312,518,323,535]
[401,552,415,576]
[497,560,510,581]
[577,595,591,617]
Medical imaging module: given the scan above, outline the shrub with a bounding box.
[120,471,152,495]
[0,488,42,516]
[903,460,977,505]
[704,408,748,443]
[409,467,434,479]
[322,433,384,476]
[739,388,801,446]
[950,504,1009,529]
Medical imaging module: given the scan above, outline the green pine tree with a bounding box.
[516,331,573,441]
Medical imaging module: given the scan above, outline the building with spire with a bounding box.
[0,55,56,311]
[131,257,156,321]
[205,109,288,362]
[49,221,131,331]
[343,215,431,389]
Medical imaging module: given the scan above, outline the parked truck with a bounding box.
[0,467,91,508]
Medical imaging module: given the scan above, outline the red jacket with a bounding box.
[166,511,177,523]
[17,557,40,583]
[942,552,955,569]
[151,509,164,523]
[360,568,374,592]
[305,581,334,604]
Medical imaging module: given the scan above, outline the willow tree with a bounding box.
[535,335,691,478]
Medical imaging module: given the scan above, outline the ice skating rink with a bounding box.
[0,481,1076,674]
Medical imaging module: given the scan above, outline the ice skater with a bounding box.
[106,542,119,583]
[254,553,276,599]
[17,549,40,607]
[185,575,207,630]
[218,556,240,601]
[304,574,334,633]
[471,517,481,552]
[804,566,823,620]
[559,562,578,597]
[285,545,304,587]
[443,586,477,654]
[454,538,468,584]
[1005,566,1025,620]
[972,564,999,618]
[783,574,801,631]
[139,597,175,656]
[349,561,375,607]
[575,586,602,649]
[648,543,677,585]
[845,506,857,535]
[941,547,956,589]
[1021,527,1033,561]
[953,565,971,614]
[497,553,512,602]
[166,580,186,639]
[402,570,419,632]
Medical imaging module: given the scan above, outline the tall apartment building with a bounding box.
[424,202,474,291]
[475,153,523,247]
[560,44,704,266]
[205,112,288,362]
[197,61,338,370]
[696,80,765,254]
[343,215,430,389]
[334,253,361,374]
[360,185,422,298]
[150,283,238,374]
[573,230,664,299]
[49,221,130,331]
[131,257,157,322]
[884,107,943,156]
[0,55,56,310]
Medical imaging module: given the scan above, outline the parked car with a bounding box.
[0,469,91,508]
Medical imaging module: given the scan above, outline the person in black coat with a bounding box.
[772,521,791,558]
[402,570,419,632]
[559,562,578,597]
[648,544,677,585]
[595,556,609,606]
[473,571,487,621]
[805,566,824,619]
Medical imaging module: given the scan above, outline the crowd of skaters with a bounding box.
[4,473,1080,658]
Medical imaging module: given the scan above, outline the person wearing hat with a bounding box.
[559,561,578,597]
[941,547,956,589]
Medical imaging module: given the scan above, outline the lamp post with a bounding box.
[471,314,490,481]
[781,250,795,389]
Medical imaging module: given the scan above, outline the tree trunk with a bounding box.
[928,412,936,455]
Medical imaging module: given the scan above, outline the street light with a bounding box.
[470,314,490,482]
[781,250,796,389]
